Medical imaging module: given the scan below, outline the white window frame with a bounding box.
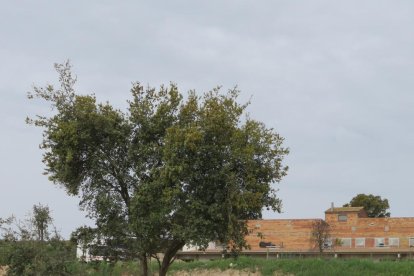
[408,237,414,247]
[355,238,365,248]
[340,238,352,248]
[375,238,385,247]
[410,237,414,247]
[388,237,399,247]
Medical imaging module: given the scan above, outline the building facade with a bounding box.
[245,205,414,252]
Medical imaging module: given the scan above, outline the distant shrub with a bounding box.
[0,241,14,266]
[5,240,75,276]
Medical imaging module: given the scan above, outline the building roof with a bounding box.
[325,206,365,213]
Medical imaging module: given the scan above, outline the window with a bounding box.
[259,241,276,248]
[340,238,352,248]
[375,238,385,247]
[410,238,414,247]
[355,238,365,248]
[389,238,399,247]
[338,214,347,222]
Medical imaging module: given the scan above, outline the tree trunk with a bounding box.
[159,241,185,276]
[140,254,149,276]
[159,255,173,276]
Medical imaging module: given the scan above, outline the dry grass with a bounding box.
[0,266,8,276]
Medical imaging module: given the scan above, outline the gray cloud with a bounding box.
[1,1,414,237]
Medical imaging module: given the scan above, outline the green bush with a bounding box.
[168,256,414,276]
[5,249,414,275]
[0,241,14,266]
[5,240,76,276]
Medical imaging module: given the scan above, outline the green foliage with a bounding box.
[64,260,153,276]
[343,194,390,218]
[0,205,54,243]
[27,62,289,275]
[0,204,77,275]
[168,257,414,276]
[5,240,76,276]
[70,226,97,261]
[4,257,414,276]
[32,203,53,242]
[0,241,14,266]
[6,241,37,275]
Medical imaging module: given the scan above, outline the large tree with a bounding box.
[343,194,390,218]
[27,62,289,276]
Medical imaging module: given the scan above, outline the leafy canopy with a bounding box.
[343,194,390,218]
[32,203,53,242]
[27,61,289,275]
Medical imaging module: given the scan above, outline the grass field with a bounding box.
[61,257,414,275]
[168,257,414,276]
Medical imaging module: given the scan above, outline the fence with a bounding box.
[177,249,414,261]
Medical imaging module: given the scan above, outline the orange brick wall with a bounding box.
[245,219,318,251]
[246,212,414,251]
[329,216,414,249]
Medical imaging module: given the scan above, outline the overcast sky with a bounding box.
[1,1,414,238]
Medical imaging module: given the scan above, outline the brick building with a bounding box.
[246,205,414,252]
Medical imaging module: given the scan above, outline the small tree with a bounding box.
[343,194,390,218]
[32,203,53,241]
[70,226,98,261]
[0,207,74,275]
[311,220,332,253]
